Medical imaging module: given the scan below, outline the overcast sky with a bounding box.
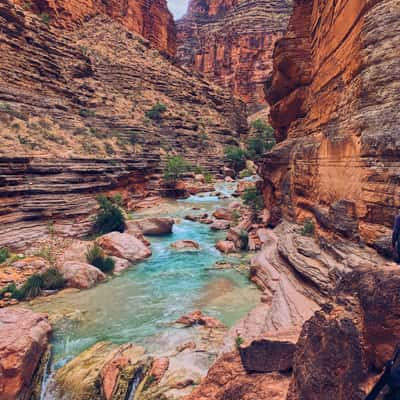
[168,0,189,19]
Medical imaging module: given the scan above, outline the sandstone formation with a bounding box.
[262,0,400,256]
[177,0,292,109]
[12,0,176,55]
[59,261,105,289]
[0,308,52,400]
[96,232,152,263]
[0,0,246,249]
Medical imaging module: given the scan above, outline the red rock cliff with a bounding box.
[12,0,176,55]
[262,0,400,255]
[177,0,292,111]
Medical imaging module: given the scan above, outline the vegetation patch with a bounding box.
[301,219,315,236]
[224,146,247,173]
[93,194,126,235]
[163,155,191,186]
[86,243,115,274]
[0,248,10,264]
[145,103,167,122]
[246,119,276,160]
[242,187,264,215]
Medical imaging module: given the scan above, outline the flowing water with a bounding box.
[30,181,260,396]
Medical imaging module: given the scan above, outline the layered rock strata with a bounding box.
[262,0,400,255]
[177,0,292,110]
[12,0,176,55]
[0,1,246,248]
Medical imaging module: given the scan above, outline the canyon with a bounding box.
[0,0,399,399]
[177,0,292,110]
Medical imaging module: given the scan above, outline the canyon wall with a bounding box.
[177,0,292,111]
[0,0,246,248]
[12,0,176,55]
[262,0,400,255]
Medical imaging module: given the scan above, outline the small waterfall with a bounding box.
[126,368,144,400]
[39,349,53,400]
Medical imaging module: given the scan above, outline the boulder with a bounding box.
[0,308,52,400]
[59,262,105,289]
[239,328,299,373]
[216,240,236,254]
[176,311,225,329]
[170,240,200,251]
[150,357,170,382]
[213,207,231,220]
[210,220,231,231]
[96,232,152,263]
[127,218,174,236]
[110,257,130,274]
[54,342,151,400]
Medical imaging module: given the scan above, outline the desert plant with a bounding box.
[204,172,214,184]
[40,268,66,290]
[301,219,315,236]
[17,274,43,300]
[79,108,96,118]
[0,248,10,264]
[86,243,115,274]
[224,146,247,173]
[242,187,264,215]
[145,103,167,122]
[40,13,51,24]
[239,169,253,178]
[93,195,126,235]
[235,335,244,349]
[163,155,191,186]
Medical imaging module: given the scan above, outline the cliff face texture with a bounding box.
[0,0,246,248]
[177,0,292,110]
[262,0,400,254]
[12,0,176,55]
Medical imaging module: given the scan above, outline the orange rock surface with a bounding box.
[177,0,292,110]
[262,0,400,255]
[12,0,176,55]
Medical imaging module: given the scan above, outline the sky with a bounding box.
[167,0,189,19]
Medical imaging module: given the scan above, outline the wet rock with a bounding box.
[110,257,131,274]
[171,240,200,251]
[59,262,105,289]
[150,357,170,382]
[216,240,236,254]
[239,328,298,373]
[210,220,231,231]
[96,232,152,263]
[176,311,225,329]
[0,308,52,400]
[54,342,151,400]
[213,207,232,220]
[127,218,174,236]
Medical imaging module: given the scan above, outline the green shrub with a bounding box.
[41,268,66,290]
[301,219,315,236]
[79,108,96,118]
[17,274,43,300]
[235,335,244,349]
[224,146,247,173]
[145,103,167,122]
[242,187,264,214]
[199,132,209,148]
[246,119,276,160]
[0,248,10,264]
[86,244,115,274]
[239,169,253,178]
[204,172,214,184]
[40,13,51,24]
[35,245,56,266]
[93,195,126,235]
[0,284,19,300]
[239,230,249,251]
[163,155,191,186]
[104,143,115,156]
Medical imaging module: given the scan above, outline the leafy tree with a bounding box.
[163,155,191,186]
[246,119,276,160]
[93,195,125,235]
[224,146,247,173]
[242,187,264,215]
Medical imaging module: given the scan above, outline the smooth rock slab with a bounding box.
[239,329,299,373]
[59,262,105,289]
[171,240,200,251]
[96,232,152,263]
[127,218,174,236]
[0,308,52,400]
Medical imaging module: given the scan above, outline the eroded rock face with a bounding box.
[0,1,246,249]
[177,0,292,109]
[262,0,400,254]
[0,308,52,400]
[12,0,176,55]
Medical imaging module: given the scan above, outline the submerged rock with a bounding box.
[96,232,152,263]
[210,220,231,231]
[54,342,151,400]
[59,262,105,289]
[213,207,232,220]
[215,240,236,254]
[170,240,200,251]
[127,218,174,236]
[176,311,225,329]
[0,308,52,400]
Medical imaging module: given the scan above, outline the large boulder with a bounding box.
[59,262,105,289]
[0,308,52,400]
[216,240,236,254]
[127,218,174,236]
[96,232,152,263]
[239,328,298,373]
[176,311,225,329]
[54,342,151,400]
[213,208,232,220]
[210,220,231,231]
